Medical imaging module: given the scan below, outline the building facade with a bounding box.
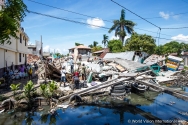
[69,45,92,55]
[28,41,43,57]
[0,0,29,77]
[0,28,29,77]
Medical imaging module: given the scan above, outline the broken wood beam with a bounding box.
[59,77,126,101]
[137,80,188,101]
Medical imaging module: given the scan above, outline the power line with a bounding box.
[129,11,188,20]
[28,10,188,42]
[162,27,188,29]
[29,10,110,29]
[27,0,173,36]
[110,0,161,29]
[27,0,113,23]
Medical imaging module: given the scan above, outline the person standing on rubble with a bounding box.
[60,67,66,87]
[28,65,32,80]
[69,57,74,73]
[81,63,86,80]
[72,70,80,90]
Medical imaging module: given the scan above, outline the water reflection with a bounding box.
[0,90,188,125]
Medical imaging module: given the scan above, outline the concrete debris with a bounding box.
[25,52,188,103]
[143,54,165,65]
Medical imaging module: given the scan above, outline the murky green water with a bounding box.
[0,89,188,125]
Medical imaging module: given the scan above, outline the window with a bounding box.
[19,53,21,62]
[20,34,22,43]
[23,54,24,57]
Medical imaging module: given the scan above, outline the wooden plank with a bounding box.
[116,65,126,72]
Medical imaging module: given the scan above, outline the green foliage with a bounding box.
[124,33,156,54]
[154,41,188,56]
[108,9,136,45]
[161,41,182,56]
[92,46,103,53]
[10,83,20,97]
[154,45,164,55]
[75,42,83,46]
[23,80,34,100]
[39,81,57,99]
[0,0,27,44]
[108,40,123,53]
[102,34,109,48]
[88,44,93,48]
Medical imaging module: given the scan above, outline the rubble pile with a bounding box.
[35,58,64,80]
[27,54,40,64]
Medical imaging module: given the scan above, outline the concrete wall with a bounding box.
[5,50,16,67]
[16,53,26,65]
[0,48,5,68]
[0,27,29,77]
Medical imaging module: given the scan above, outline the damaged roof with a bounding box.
[143,54,165,65]
[105,58,149,71]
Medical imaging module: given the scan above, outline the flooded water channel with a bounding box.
[0,88,188,125]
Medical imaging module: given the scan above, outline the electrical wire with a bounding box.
[162,27,188,29]
[27,0,112,23]
[129,11,188,20]
[110,0,161,29]
[27,0,173,36]
[29,10,110,29]
[28,10,188,42]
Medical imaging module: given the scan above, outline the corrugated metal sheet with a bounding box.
[103,51,135,60]
[105,58,149,71]
[103,51,148,61]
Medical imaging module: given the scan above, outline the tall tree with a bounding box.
[162,41,182,56]
[102,34,108,48]
[124,33,156,54]
[88,44,93,48]
[0,0,27,44]
[108,39,123,53]
[93,41,98,47]
[75,42,83,46]
[108,9,136,45]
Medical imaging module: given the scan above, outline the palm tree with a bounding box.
[108,9,136,45]
[88,44,93,48]
[102,34,108,48]
[10,83,20,98]
[93,41,98,47]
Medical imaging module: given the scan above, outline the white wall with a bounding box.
[5,50,16,67]
[16,52,26,65]
[0,49,5,68]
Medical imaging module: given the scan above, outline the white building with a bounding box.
[28,41,43,57]
[0,0,29,77]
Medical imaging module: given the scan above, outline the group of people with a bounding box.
[3,63,36,81]
[60,58,87,90]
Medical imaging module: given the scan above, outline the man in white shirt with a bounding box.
[69,58,74,73]
[60,67,66,87]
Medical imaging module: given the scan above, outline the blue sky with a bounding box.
[22,0,188,54]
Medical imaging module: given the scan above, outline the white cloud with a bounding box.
[86,18,105,29]
[43,45,69,55]
[171,34,188,42]
[110,35,119,40]
[159,12,169,20]
[43,45,50,52]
